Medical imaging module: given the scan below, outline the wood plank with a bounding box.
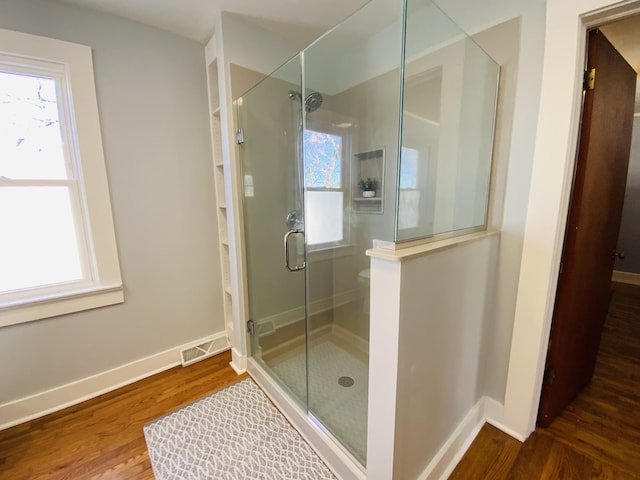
[448,423,521,479]
[0,350,246,480]
[452,282,640,478]
[2,280,638,478]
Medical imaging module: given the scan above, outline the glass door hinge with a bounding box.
[235,128,245,144]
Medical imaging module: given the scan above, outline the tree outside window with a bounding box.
[303,130,344,246]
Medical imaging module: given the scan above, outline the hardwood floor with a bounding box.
[0,350,246,480]
[2,282,638,479]
[450,281,640,479]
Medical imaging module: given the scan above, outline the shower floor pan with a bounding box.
[261,329,369,465]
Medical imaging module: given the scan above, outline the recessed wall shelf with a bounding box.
[353,197,382,202]
[353,148,385,214]
[208,58,235,341]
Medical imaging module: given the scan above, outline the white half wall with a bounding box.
[366,256,402,479]
[395,233,499,479]
[366,232,499,480]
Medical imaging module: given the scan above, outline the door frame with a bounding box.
[502,0,640,440]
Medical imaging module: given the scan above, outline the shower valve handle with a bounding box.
[284,229,306,272]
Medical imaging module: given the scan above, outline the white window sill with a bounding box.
[367,229,499,262]
[0,284,124,328]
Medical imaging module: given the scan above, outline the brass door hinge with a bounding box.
[583,68,596,90]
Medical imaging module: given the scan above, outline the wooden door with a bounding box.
[537,29,637,427]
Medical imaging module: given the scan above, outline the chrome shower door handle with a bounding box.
[284,229,306,272]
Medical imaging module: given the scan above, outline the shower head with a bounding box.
[304,92,323,113]
[288,90,323,113]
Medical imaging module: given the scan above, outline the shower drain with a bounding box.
[338,376,355,387]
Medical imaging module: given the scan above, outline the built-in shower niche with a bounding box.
[352,148,385,214]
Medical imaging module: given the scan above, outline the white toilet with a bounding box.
[358,268,370,314]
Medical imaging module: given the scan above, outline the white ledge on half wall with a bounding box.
[367,229,499,262]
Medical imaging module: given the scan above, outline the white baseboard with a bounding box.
[417,397,486,480]
[256,290,359,331]
[331,324,369,354]
[484,397,527,442]
[485,417,527,443]
[483,395,504,424]
[415,396,522,480]
[612,270,640,286]
[0,331,229,431]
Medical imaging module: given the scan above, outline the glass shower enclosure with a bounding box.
[236,0,499,469]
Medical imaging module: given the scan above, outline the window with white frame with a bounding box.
[398,146,421,230]
[303,129,346,246]
[0,28,123,327]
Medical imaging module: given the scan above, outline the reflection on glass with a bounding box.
[399,147,419,189]
[398,147,421,229]
[302,0,404,465]
[397,0,499,241]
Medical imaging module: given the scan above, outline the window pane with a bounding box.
[0,186,83,293]
[399,147,419,189]
[0,71,67,180]
[304,191,343,245]
[398,190,420,229]
[303,130,342,188]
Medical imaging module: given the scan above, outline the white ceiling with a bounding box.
[51,0,370,45]
[50,0,639,112]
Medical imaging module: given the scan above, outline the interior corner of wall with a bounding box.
[482,395,504,425]
[484,395,527,442]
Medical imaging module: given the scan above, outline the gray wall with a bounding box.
[393,234,499,479]
[0,0,224,403]
[615,116,640,274]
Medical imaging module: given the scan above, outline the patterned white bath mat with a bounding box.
[144,378,336,480]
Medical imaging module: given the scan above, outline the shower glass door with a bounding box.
[237,56,308,407]
[238,51,373,466]
[238,0,407,466]
[300,0,404,466]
